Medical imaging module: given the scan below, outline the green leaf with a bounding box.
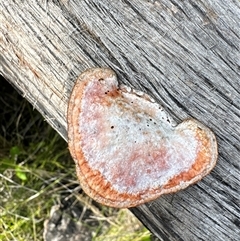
[15,166,27,181]
[10,146,21,160]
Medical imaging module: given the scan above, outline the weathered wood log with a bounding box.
[1,0,239,240]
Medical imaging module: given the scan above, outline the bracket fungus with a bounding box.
[67,67,218,208]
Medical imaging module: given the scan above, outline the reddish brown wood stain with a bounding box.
[67,67,218,208]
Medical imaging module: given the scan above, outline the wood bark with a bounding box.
[1,0,239,240]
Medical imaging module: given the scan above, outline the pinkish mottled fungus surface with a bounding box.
[67,67,218,208]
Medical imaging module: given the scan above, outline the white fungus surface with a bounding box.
[79,76,198,194]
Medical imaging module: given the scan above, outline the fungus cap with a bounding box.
[67,67,218,208]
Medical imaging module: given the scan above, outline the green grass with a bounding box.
[0,78,153,241]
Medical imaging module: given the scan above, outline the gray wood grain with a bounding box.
[1,0,239,240]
